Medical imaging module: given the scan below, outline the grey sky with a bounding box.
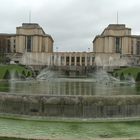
[0,0,140,52]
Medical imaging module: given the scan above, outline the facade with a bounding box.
[93,24,140,66]
[0,34,17,54]
[22,52,95,66]
[0,34,16,63]
[21,52,95,73]
[1,23,140,73]
[0,23,54,64]
[0,23,54,55]
[16,23,53,53]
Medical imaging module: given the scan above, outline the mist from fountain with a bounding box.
[9,70,19,93]
[36,68,58,80]
[94,56,136,84]
[10,70,17,81]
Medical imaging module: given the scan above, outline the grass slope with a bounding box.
[113,67,140,80]
[0,65,32,79]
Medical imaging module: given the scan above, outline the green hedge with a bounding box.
[0,65,32,79]
[113,67,140,81]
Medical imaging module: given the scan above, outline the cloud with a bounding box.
[0,0,140,51]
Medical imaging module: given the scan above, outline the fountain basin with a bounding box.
[0,93,140,118]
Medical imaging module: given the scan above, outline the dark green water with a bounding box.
[0,117,140,139]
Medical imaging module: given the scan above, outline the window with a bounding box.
[71,57,75,65]
[76,57,80,62]
[136,41,140,55]
[27,36,32,52]
[92,57,95,61]
[71,57,75,63]
[131,40,133,54]
[66,56,69,65]
[66,57,69,62]
[7,40,10,47]
[82,57,85,62]
[115,37,121,53]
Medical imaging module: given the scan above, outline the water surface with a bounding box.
[0,78,139,95]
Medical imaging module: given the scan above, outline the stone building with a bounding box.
[0,23,54,55]
[0,23,54,64]
[0,34,16,63]
[93,24,140,66]
[16,23,53,53]
[0,23,95,74]
[0,34,17,54]
[2,23,140,73]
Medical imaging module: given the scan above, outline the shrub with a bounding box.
[120,72,125,80]
[3,70,10,79]
[136,72,140,81]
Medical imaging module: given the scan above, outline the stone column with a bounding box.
[75,55,77,66]
[80,54,82,66]
[64,54,66,66]
[69,54,71,66]
[90,55,92,66]
[85,54,87,66]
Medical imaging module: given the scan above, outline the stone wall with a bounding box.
[0,94,140,118]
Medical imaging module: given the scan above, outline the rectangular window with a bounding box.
[27,36,32,52]
[82,57,85,62]
[66,57,69,62]
[92,57,95,61]
[136,41,140,55]
[7,40,10,47]
[76,57,80,62]
[131,40,133,54]
[66,56,69,65]
[71,57,75,63]
[115,37,121,53]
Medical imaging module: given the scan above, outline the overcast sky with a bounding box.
[0,0,140,52]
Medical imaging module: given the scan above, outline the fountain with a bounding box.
[0,56,140,139]
[0,60,139,118]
